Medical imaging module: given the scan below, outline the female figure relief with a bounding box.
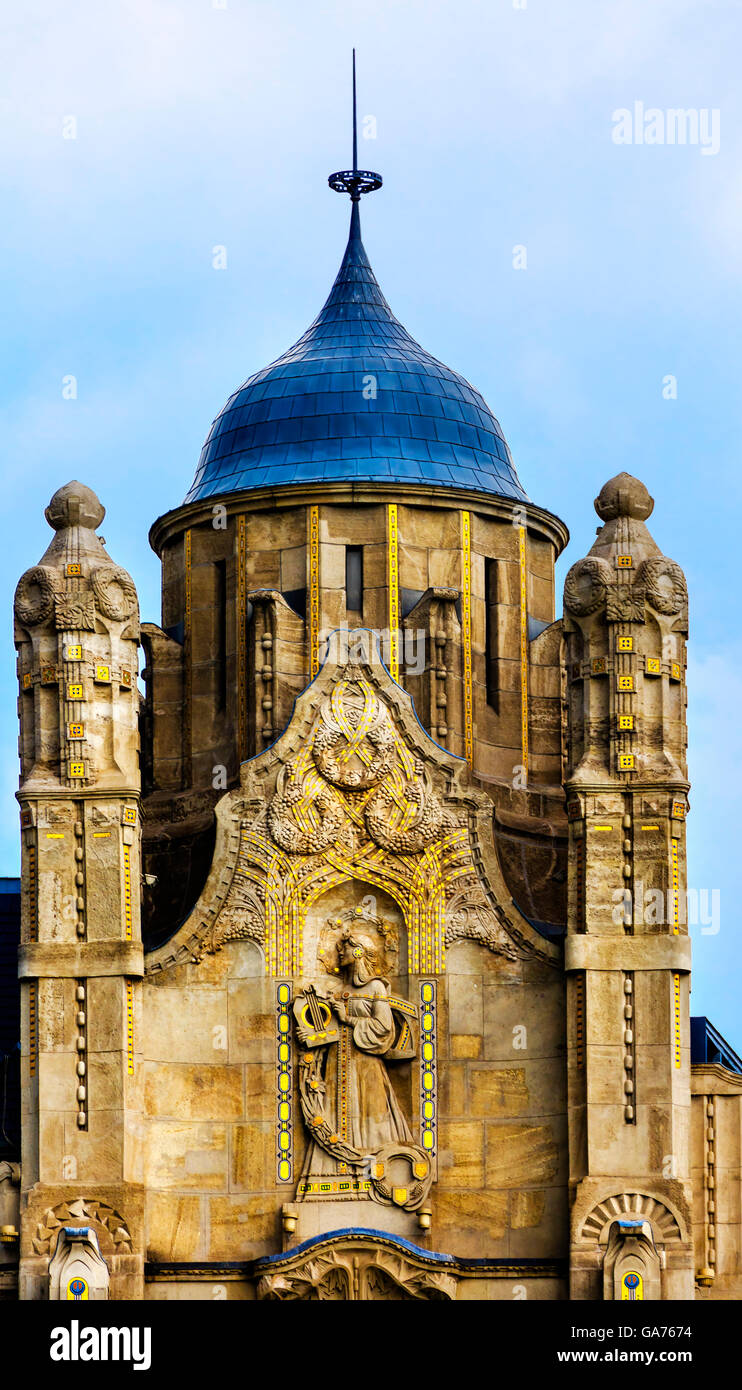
[295,927,417,1188]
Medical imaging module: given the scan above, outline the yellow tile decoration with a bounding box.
[94,664,110,683]
[387,504,399,682]
[419,980,437,1163]
[575,974,584,1069]
[184,529,192,636]
[617,675,634,692]
[309,505,320,679]
[645,657,661,675]
[66,562,81,577]
[276,982,293,1183]
[28,982,37,1077]
[69,762,85,778]
[184,528,192,763]
[122,807,137,826]
[671,838,679,935]
[68,723,84,740]
[237,514,248,757]
[673,973,682,1068]
[65,645,82,661]
[519,524,529,780]
[618,754,635,771]
[670,662,682,682]
[126,981,134,1075]
[123,844,133,940]
[671,801,686,821]
[616,555,633,568]
[27,841,37,943]
[67,684,84,700]
[618,715,634,730]
[616,636,633,651]
[22,673,32,690]
[297,1178,372,1197]
[461,510,473,769]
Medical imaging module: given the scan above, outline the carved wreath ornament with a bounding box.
[564,555,687,622]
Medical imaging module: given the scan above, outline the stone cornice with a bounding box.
[148,482,569,558]
[691,1063,742,1093]
[565,935,691,973]
[18,941,144,980]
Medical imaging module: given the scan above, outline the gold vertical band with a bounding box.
[122,844,132,941]
[126,980,134,1076]
[518,525,529,780]
[276,982,293,1183]
[184,528,192,767]
[388,504,399,681]
[461,511,473,769]
[419,980,437,1173]
[309,505,320,678]
[28,982,37,1078]
[670,838,680,935]
[27,839,37,943]
[237,514,247,759]
[575,974,585,1069]
[673,973,682,1068]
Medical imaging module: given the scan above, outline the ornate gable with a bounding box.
[147,629,556,976]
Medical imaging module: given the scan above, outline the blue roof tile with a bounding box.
[183,202,528,505]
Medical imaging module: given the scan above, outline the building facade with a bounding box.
[5,159,742,1302]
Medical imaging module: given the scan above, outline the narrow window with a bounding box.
[485,557,499,711]
[345,546,363,619]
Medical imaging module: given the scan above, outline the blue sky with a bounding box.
[2,0,741,1039]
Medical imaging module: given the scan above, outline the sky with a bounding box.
[2,0,741,1039]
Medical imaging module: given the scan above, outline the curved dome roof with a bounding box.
[184,203,528,505]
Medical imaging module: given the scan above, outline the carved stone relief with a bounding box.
[150,636,557,976]
[257,1242,457,1301]
[32,1199,133,1257]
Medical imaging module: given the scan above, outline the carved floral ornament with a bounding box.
[564,555,687,623]
[256,1242,458,1301]
[148,645,556,976]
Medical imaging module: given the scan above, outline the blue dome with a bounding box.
[184,203,528,504]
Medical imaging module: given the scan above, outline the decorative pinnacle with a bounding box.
[328,49,382,203]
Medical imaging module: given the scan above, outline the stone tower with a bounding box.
[562,473,694,1299]
[13,483,143,1299]
[11,98,737,1299]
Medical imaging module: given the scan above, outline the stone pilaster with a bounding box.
[562,473,694,1299]
[13,482,144,1299]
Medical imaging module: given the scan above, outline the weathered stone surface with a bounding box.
[485,1123,560,1189]
[144,1064,244,1120]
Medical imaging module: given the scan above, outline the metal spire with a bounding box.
[328,49,382,203]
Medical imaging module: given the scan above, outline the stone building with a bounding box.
[3,136,742,1303]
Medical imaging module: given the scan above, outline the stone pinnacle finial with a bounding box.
[44,481,105,533]
[594,472,654,523]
